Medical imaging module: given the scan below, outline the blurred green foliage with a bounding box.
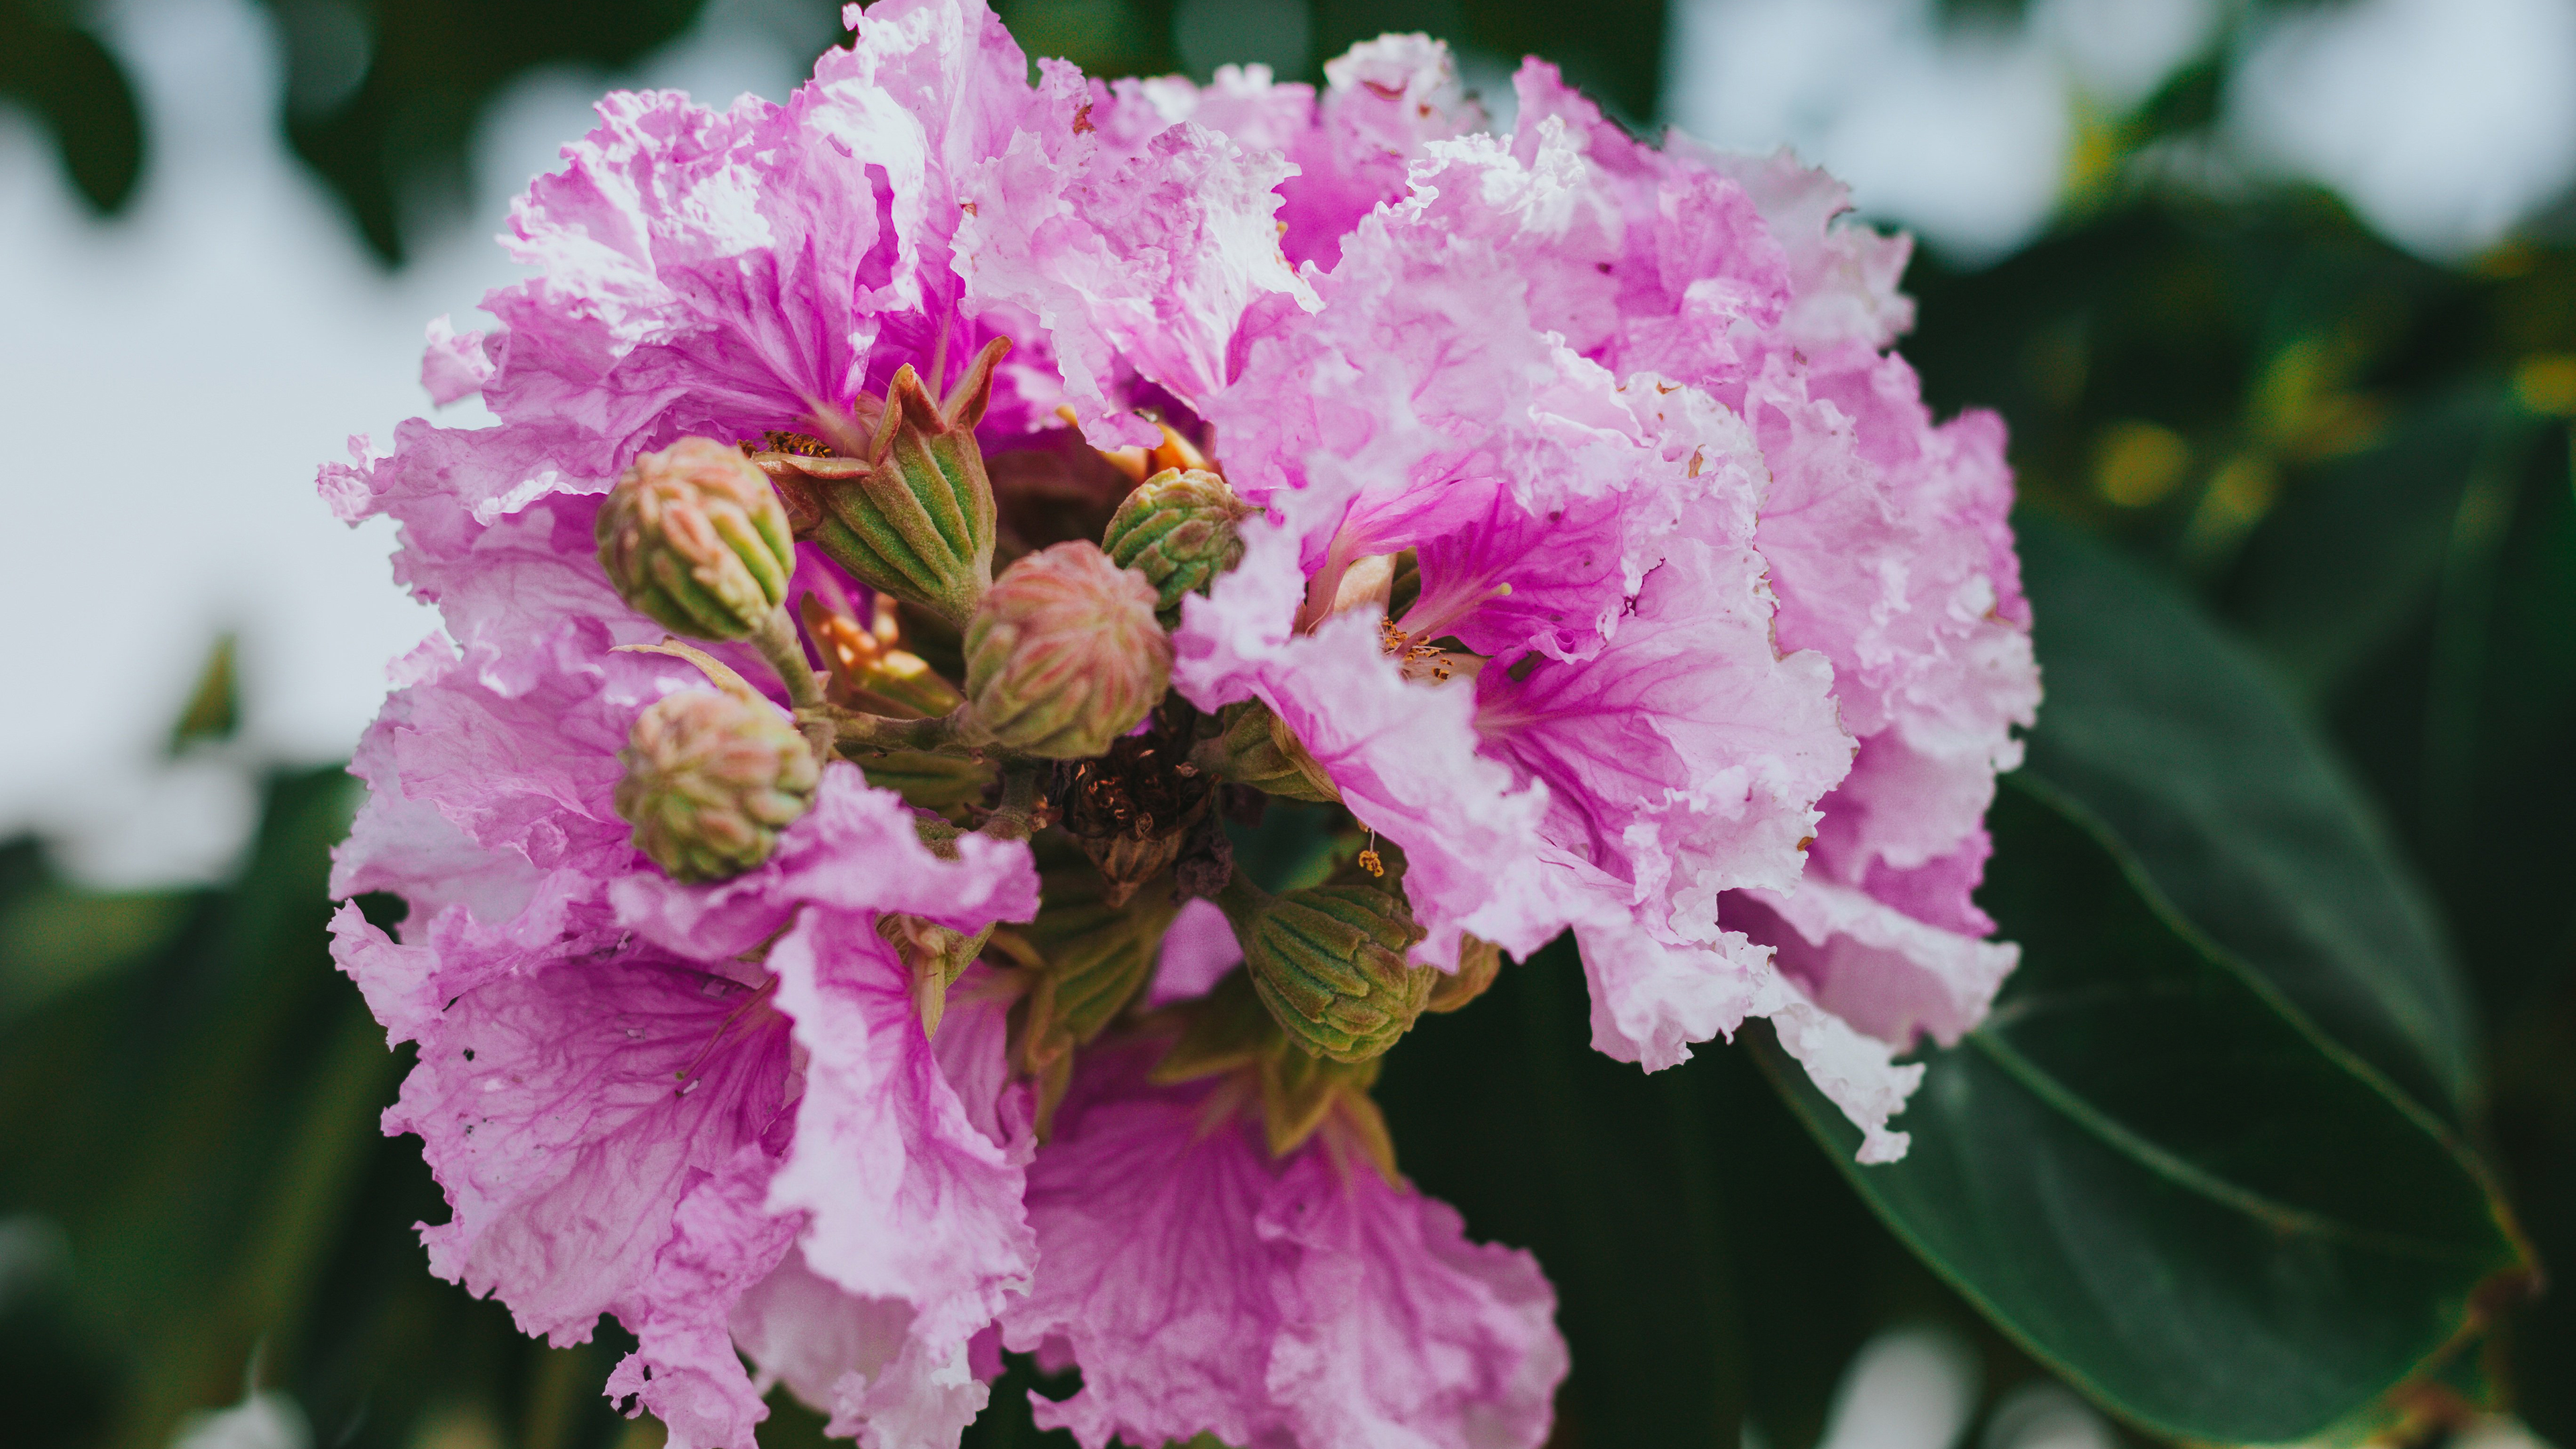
[5,1,2575,1448]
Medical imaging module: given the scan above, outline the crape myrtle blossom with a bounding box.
[1148,59,2037,1159]
[319,0,2035,1444]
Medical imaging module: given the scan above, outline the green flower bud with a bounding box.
[1100,468,1254,622]
[1189,699,1338,802]
[614,688,819,882]
[1217,874,1436,1064]
[773,339,1008,629]
[1014,847,1183,1135]
[961,541,1171,759]
[596,437,797,641]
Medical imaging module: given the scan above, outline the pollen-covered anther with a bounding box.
[1377,615,1465,684]
[613,688,820,882]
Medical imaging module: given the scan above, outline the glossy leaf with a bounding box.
[2016,511,2478,1121]
[1767,777,2529,1443]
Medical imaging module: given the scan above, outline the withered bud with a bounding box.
[596,437,797,641]
[961,541,1171,759]
[1054,705,1215,906]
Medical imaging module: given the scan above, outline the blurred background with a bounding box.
[2,0,2571,1446]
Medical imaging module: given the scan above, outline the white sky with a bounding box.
[1665,0,2576,264]
[3,0,2573,884]
[0,0,818,884]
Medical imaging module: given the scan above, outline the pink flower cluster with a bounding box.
[321,2,2037,1445]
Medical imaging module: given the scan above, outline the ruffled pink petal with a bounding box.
[381,942,796,1403]
[1729,878,2018,1050]
[733,1248,991,1449]
[960,62,1312,425]
[1476,526,1851,935]
[758,910,1037,1430]
[1277,36,1487,270]
[422,315,497,407]
[602,1143,804,1449]
[1171,526,1562,966]
[1001,1045,1565,1449]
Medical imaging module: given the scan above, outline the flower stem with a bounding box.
[980,764,1049,841]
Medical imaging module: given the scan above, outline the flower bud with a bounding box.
[1016,850,1182,1135]
[1189,699,1338,802]
[596,437,798,641]
[1218,876,1436,1063]
[1100,468,1253,622]
[780,339,1008,628]
[614,689,819,882]
[961,541,1171,759]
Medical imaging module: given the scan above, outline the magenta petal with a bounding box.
[1002,1047,1566,1449]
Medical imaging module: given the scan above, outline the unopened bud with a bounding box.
[615,689,819,881]
[596,438,797,640]
[1016,852,1182,1134]
[1101,468,1253,622]
[775,339,1008,629]
[961,541,1171,759]
[1218,875,1435,1063]
[1189,699,1338,802]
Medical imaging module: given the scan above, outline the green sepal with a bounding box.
[855,749,996,822]
[1190,699,1338,802]
[789,339,1008,629]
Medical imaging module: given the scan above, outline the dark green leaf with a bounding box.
[2222,384,2546,702]
[1766,777,2529,1443]
[0,4,146,213]
[2017,510,2478,1120]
